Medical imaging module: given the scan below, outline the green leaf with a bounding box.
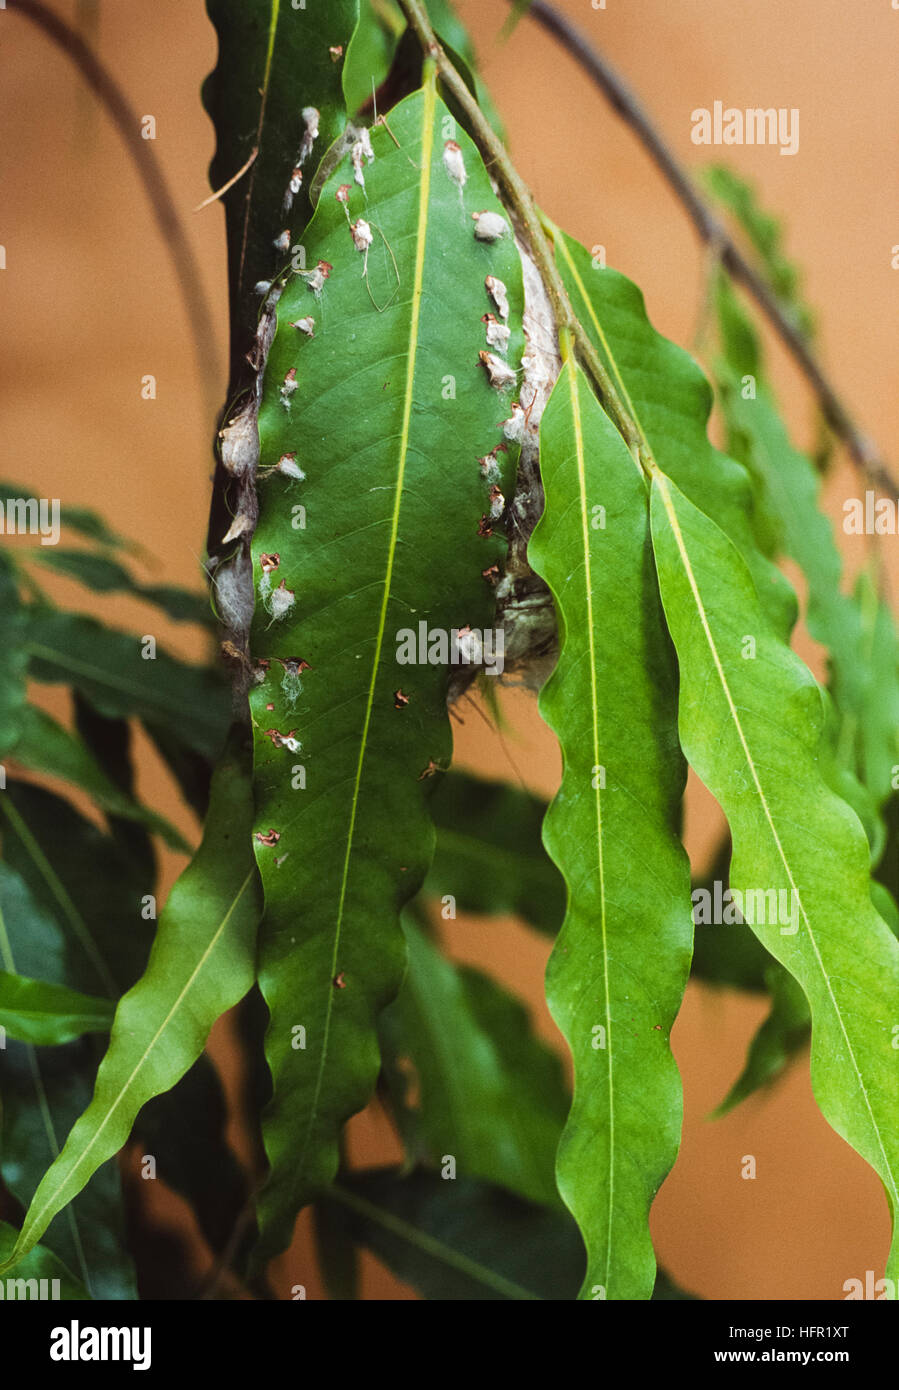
[712,282,880,782]
[379,916,567,1207]
[248,76,524,1264]
[28,549,212,626]
[10,705,190,854]
[323,1167,585,1300]
[0,730,262,1271]
[203,0,360,353]
[425,770,564,934]
[24,610,230,761]
[649,469,899,1283]
[0,1222,90,1300]
[528,359,693,1300]
[713,965,810,1117]
[321,1167,695,1300]
[0,553,28,759]
[0,972,113,1046]
[0,784,152,998]
[850,569,899,812]
[429,772,776,997]
[343,0,404,117]
[0,482,142,558]
[701,165,814,337]
[551,228,796,639]
[500,0,535,43]
[0,862,137,1299]
[707,274,899,1105]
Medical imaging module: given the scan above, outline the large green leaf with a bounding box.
[204,0,360,356]
[24,610,230,761]
[0,972,113,1046]
[709,274,899,1102]
[379,916,567,1207]
[248,76,524,1264]
[527,359,693,1300]
[425,771,564,934]
[9,705,190,854]
[343,0,507,137]
[0,731,262,1271]
[0,862,137,1300]
[550,229,796,639]
[323,1167,583,1300]
[649,470,899,1283]
[27,549,212,627]
[0,783,152,999]
[0,785,152,1295]
[343,0,404,116]
[320,1167,696,1301]
[45,695,251,1257]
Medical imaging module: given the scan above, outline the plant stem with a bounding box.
[396,0,653,473]
[12,0,223,416]
[513,0,893,494]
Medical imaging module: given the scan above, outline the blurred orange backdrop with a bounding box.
[1,0,897,1300]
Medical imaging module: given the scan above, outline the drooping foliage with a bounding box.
[1,0,895,1304]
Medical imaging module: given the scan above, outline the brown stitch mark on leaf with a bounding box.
[479,351,516,391]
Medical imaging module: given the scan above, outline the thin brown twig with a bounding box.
[195,146,258,213]
[11,0,223,418]
[513,0,893,493]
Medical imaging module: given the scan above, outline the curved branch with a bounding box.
[514,0,893,493]
[398,1,652,475]
[11,0,222,417]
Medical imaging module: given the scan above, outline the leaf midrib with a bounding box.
[559,361,615,1283]
[329,1184,540,1300]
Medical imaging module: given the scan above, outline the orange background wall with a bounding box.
[2,0,897,1299]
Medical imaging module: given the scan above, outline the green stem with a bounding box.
[328,1184,540,1300]
[0,799,117,999]
[395,0,652,475]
